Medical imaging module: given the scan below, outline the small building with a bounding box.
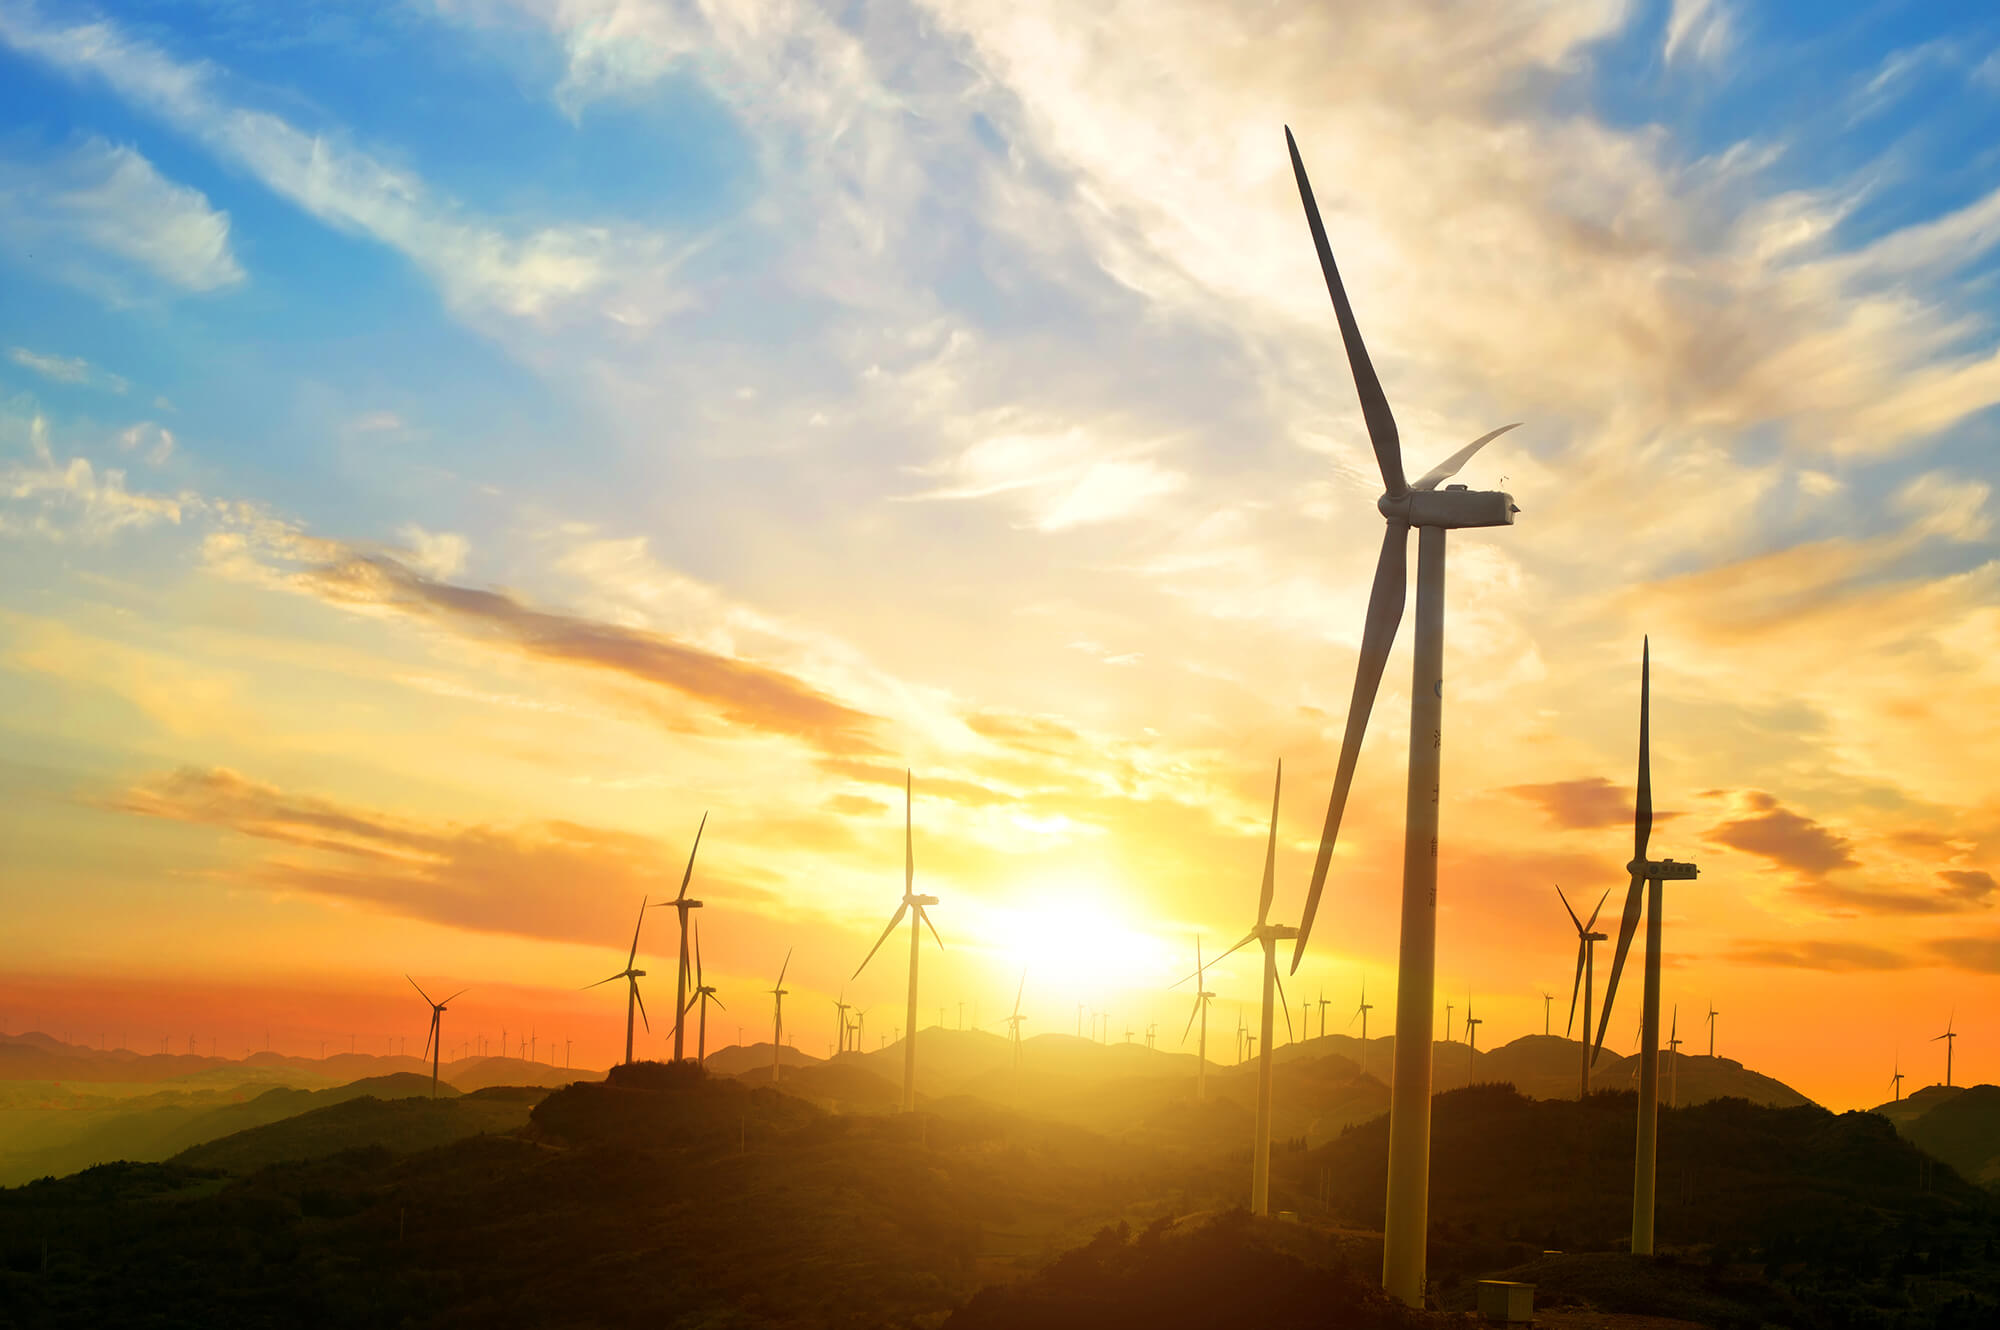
[1475,1279,1534,1324]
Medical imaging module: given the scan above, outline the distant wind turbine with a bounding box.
[770,948,792,1085]
[1197,761,1297,1216]
[1666,1006,1683,1108]
[1283,125,1523,1310]
[1558,883,1610,1097]
[1350,979,1374,1068]
[833,991,851,1056]
[407,976,466,1099]
[1935,1015,1957,1088]
[1174,938,1217,1102]
[1542,993,1553,1037]
[680,917,723,1065]
[852,771,943,1113]
[1590,640,1700,1258]
[1316,989,1332,1040]
[585,897,652,1065]
[1706,1000,1719,1058]
[651,812,706,1062]
[1463,996,1481,1082]
[1889,1060,1905,1102]
[1005,972,1027,1068]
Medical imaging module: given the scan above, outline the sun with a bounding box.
[978,875,1177,1002]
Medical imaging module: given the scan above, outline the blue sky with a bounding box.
[4,0,2000,1106]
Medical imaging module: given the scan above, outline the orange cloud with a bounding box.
[1705,791,1856,876]
[1725,940,1914,972]
[1502,776,1683,831]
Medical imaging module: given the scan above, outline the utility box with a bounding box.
[1475,1280,1534,1324]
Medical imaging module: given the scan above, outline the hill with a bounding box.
[171,1087,548,1175]
[1875,1085,2000,1189]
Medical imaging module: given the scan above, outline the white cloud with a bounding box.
[1,414,191,541]
[398,524,469,579]
[117,421,176,465]
[0,137,242,298]
[1895,471,1992,544]
[1664,0,1733,68]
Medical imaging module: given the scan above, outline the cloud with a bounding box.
[900,424,1187,531]
[1938,869,1998,903]
[106,766,705,948]
[0,11,689,327]
[1929,935,2000,974]
[1724,939,1912,972]
[1791,878,1990,917]
[398,524,468,579]
[0,136,242,298]
[1894,471,1991,543]
[1,415,191,541]
[1503,776,1681,831]
[8,346,129,394]
[1664,0,1733,68]
[1705,790,1857,876]
[117,421,175,465]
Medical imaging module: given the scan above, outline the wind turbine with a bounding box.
[1463,996,1481,1083]
[652,813,706,1062]
[1889,1061,1905,1102]
[1174,938,1217,1101]
[1350,980,1374,1047]
[406,976,466,1100]
[586,897,651,1065]
[1444,1001,1455,1045]
[852,771,943,1113]
[1005,972,1027,1068]
[1282,125,1523,1309]
[1665,1006,1683,1109]
[1935,1015,1957,1088]
[680,918,723,1064]
[1317,989,1332,1040]
[1542,993,1553,1037]
[770,948,791,1085]
[1197,761,1297,1216]
[833,992,851,1056]
[1590,639,1701,1258]
[1558,884,1610,1098]
[1706,1001,1719,1058]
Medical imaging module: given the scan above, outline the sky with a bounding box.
[2,0,1999,1109]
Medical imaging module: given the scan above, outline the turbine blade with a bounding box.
[1591,868,1647,1062]
[633,978,650,1033]
[1013,970,1025,1020]
[777,946,792,989]
[627,895,648,970]
[1567,938,1586,1036]
[422,1015,435,1063]
[693,916,704,988]
[853,903,908,979]
[1293,520,1408,971]
[407,974,436,1006]
[1178,929,1258,987]
[905,769,914,895]
[1411,423,1521,492]
[1182,994,1202,1044]
[711,993,726,1012]
[919,904,944,953]
[1584,888,1610,933]
[1635,638,1652,867]
[1284,126,1406,498]
[1258,759,1282,929]
[677,811,707,902]
[440,988,468,1006]
[583,972,627,990]
[1275,966,1295,1044]
[1555,883,1582,934]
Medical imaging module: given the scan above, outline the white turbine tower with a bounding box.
[853,771,943,1113]
[1558,884,1610,1098]
[680,918,723,1065]
[1201,762,1297,1216]
[653,813,706,1063]
[1590,639,1700,1258]
[769,948,792,1084]
[1174,938,1217,1102]
[586,897,651,1065]
[1281,127,1522,1308]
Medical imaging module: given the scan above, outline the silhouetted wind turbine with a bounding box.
[1463,995,1481,1082]
[1350,979,1373,1045]
[1889,1060,1905,1102]
[833,991,851,1056]
[1666,1006,1683,1108]
[585,897,651,1065]
[1005,971,1027,1068]
[652,813,706,1062]
[1706,1000,1719,1058]
[1198,761,1296,1216]
[1591,640,1700,1258]
[1174,937,1217,1101]
[1559,884,1610,1097]
[680,918,723,1064]
[1935,1015,1957,1088]
[1283,125,1523,1310]
[1316,989,1332,1039]
[852,771,943,1113]
[770,948,792,1085]
[407,976,466,1099]
[1542,993,1553,1037]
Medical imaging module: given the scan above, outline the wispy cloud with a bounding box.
[0,136,242,298]
[8,346,128,394]
[1664,0,1734,68]
[1725,939,1911,972]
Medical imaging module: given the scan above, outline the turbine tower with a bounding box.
[1665,1006,1683,1108]
[1174,938,1217,1101]
[681,918,723,1064]
[1316,989,1332,1040]
[1282,125,1524,1309]
[406,976,466,1100]
[653,813,706,1062]
[586,896,651,1065]
[1706,1001,1719,1058]
[1559,884,1610,1098]
[1590,639,1701,1258]
[1203,762,1297,1216]
[1005,972,1027,1068]
[769,948,791,1085]
[1350,980,1374,1061]
[833,992,851,1056]
[853,771,943,1113]
[1935,1016,1956,1088]
[1463,996,1481,1083]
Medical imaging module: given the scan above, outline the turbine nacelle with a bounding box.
[903,893,939,907]
[1630,858,1700,881]
[1378,485,1519,529]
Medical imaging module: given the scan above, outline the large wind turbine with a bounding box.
[1935,1016,1956,1088]
[1590,639,1701,1258]
[852,771,943,1113]
[680,918,723,1065]
[1197,762,1297,1216]
[654,813,706,1062]
[770,948,792,1085]
[407,976,466,1099]
[586,897,651,1065]
[1005,972,1027,1068]
[1558,884,1610,1098]
[1282,127,1522,1309]
[1174,938,1217,1101]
